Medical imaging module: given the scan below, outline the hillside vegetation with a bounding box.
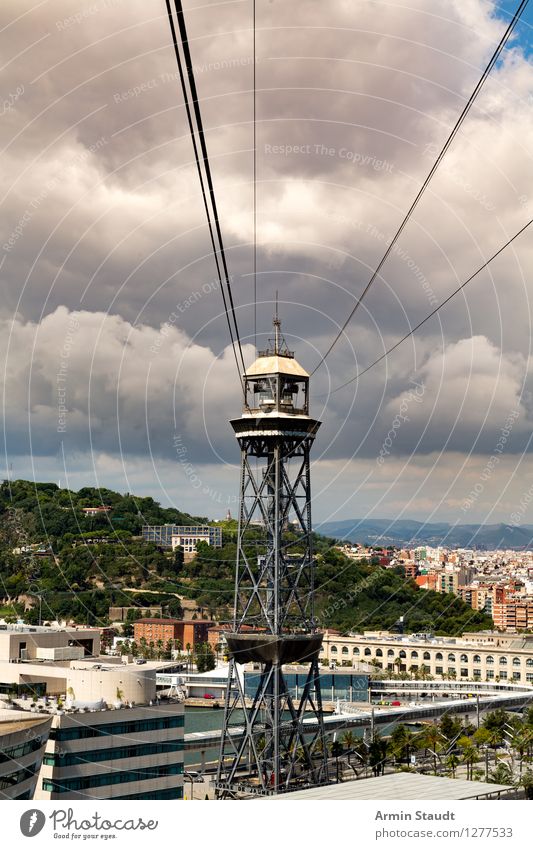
[0,480,493,635]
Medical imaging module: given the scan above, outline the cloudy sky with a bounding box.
[2,0,533,525]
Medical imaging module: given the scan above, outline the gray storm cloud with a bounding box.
[1,0,533,521]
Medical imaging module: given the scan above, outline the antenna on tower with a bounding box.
[273,291,280,354]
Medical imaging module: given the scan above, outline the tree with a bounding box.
[368,733,388,776]
[419,724,442,775]
[195,642,216,673]
[445,753,460,778]
[489,762,512,785]
[458,736,477,781]
[331,740,344,782]
[173,546,184,572]
[390,724,413,765]
[342,730,356,765]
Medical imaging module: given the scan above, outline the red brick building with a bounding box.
[133,618,212,650]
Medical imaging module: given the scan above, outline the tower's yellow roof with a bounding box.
[245,355,309,378]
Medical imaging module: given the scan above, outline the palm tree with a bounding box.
[331,740,344,782]
[458,737,477,781]
[509,727,530,776]
[419,724,442,775]
[445,753,460,778]
[342,730,356,765]
[485,727,504,766]
[390,724,413,765]
[419,664,431,680]
[472,726,491,779]
[139,636,147,658]
[368,733,388,777]
[490,762,512,785]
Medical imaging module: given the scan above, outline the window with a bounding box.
[447,654,455,662]
[527,673,533,683]
[342,647,349,655]
[376,649,383,657]
[387,649,394,657]
[499,671,508,680]
[116,787,183,801]
[353,647,359,655]
[436,652,443,661]
[330,646,337,654]
[0,763,37,791]
[423,652,430,660]
[473,669,481,678]
[399,650,406,659]
[473,655,481,663]
[0,737,42,764]
[411,651,418,659]
[49,714,185,742]
[364,648,371,656]
[486,656,494,665]
[460,668,468,677]
[42,762,184,794]
[460,654,468,663]
[527,659,533,668]
[42,740,184,768]
[487,670,494,679]
[436,666,443,674]
[513,672,521,681]
[513,657,521,666]
[499,657,508,665]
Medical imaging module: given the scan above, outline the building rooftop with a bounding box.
[0,708,50,733]
[264,772,513,801]
[133,618,212,626]
[246,354,308,378]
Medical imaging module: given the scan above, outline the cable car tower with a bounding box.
[215,309,329,798]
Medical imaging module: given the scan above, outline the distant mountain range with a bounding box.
[316,518,533,549]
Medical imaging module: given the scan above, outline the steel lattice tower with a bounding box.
[215,315,328,798]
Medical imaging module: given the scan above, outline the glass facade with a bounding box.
[142,525,222,548]
[0,736,43,763]
[49,714,184,742]
[42,762,184,794]
[0,763,37,791]
[43,739,183,767]
[244,671,369,701]
[116,787,183,800]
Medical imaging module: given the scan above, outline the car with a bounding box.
[135,658,146,664]
[203,693,215,699]
[391,700,401,706]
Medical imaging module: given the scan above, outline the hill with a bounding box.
[0,480,493,635]
[317,518,533,549]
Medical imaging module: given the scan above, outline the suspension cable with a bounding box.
[311,0,530,378]
[164,0,246,386]
[253,0,257,354]
[322,217,533,396]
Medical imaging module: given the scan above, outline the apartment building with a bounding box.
[321,630,533,684]
[493,598,533,631]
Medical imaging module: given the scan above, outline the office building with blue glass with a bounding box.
[244,667,369,703]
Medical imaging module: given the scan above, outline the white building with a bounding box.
[321,630,533,684]
[0,624,184,800]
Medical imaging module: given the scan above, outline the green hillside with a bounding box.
[0,479,493,635]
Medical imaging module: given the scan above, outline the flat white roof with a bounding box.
[264,772,512,800]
